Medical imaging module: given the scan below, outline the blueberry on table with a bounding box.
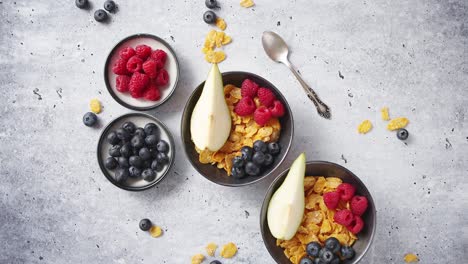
[103,0,116,12]
[94,9,108,22]
[299,257,313,264]
[267,142,281,155]
[151,160,164,171]
[245,161,260,176]
[139,218,152,231]
[122,121,136,134]
[340,246,355,260]
[131,135,144,149]
[324,237,341,254]
[83,112,97,127]
[118,157,129,168]
[263,153,274,166]
[120,143,132,158]
[75,0,88,9]
[107,131,120,145]
[156,140,169,153]
[139,147,152,161]
[252,151,266,166]
[241,146,254,161]
[145,135,158,147]
[104,157,118,170]
[134,128,146,138]
[116,128,130,141]
[129,155,143,169]
[231,167,246,179]
[156,152,169,164]
[232,156,244,168]
[209,261,222,264]
[397,128,409,140]
[203,11,217,24]
[144,123,159,136]
[142,169,156,182]
[128,166,142,178]
[253,140,267,153]
[205,0,219,9]
[319,248,334,263]
[114,168,128,182]
[108,145,121,157]
[306,242,321,257]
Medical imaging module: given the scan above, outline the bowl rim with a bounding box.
[180,71,295,187]
[104,33,180,111]
[97,112,176,191]
[260,160,376,263]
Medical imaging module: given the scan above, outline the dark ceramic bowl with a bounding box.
[181,72,294,187]
[104,33,180,111]
[97,113,175,191]
[260,161,376,263]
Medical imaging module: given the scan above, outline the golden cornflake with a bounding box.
[387,117,409,131]
[357,120,373,134]
[220,242,237,258]
[89,98,101,114]
[215,17,227,31]
[149,225,162,238]
[205,50,226,64]
[191,254,205,264]
[381,107,390,121]
[404,253,419,263]
[205,242,217,257]
[240,0,255,8]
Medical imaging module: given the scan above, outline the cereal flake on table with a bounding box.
[220,242,238,258]
[387,117,409,130]
[205,242,218,256]
[357,120,373,134]
[240,0,255,8]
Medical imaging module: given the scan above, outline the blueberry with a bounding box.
[104,157,118,170]
[306,242,321,258]
[299,257,313,264]
[103,0,116,12]
[151,160,164,171]
[131,135,144,149]
[232,156,245,168]
[397,128,409,140]
[319,248,334,263]
[149,148,159,159]
[134,128,146,138]
[231,167,246,179]
[330,256,340,264]
[203,10,217,24]
[263,153,274,166]
[107,131,120,145]
[139,218,152,231]
[122,121,136,134]
[253,140,267,153]
[120,143,132,158]
[118,157,129,168]
[241,146,254,161]
[94,9,108,22]
[108,145,121,157]
[144,123,159,136]
[156,152,169,164]
[245,162,260,176]
[156,140,169,153]
[209,261,222,264]
[205,0,219,9]
[129,156,143,169]
[142,169,156,182]
[83,112,97,127]
[324,237,341,254]
[139,147,152,161]
[340,246,355,260]
[116,128,130,141]
[313,258,323,264]
[75,0,88,9]
[145,135,158,147]
[268,142,281,155]
[128,166,142,178]
[252,151,266,166]
[114,168,128,182]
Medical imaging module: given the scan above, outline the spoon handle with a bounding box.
[283,60,331,119]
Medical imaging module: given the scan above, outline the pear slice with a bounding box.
[267,153,306,240]
[190,64,231,152]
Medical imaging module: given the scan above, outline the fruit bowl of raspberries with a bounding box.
[105,34,179,111]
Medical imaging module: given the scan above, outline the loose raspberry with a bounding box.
[143,84,161,101]
[350,196,368,216]
[346,215,364,234]
[234,97,256,116]
[119,47,136,61]
[269,100,285,117]
[241,79,259,98]
[257,87,276,107]
[135,44,152,60]
[333,209,354,226]
[337,183,356,202]
[155,69,169,86]
[116,75,130,93]
[150,49,167,65]
[323,191,340,210]
[254,106,272,126]
[126,56,143,73]
[129,72,149,98]
[112,59,129,75]
[142,59,158,79]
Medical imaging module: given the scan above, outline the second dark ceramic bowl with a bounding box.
[260,161,376,263]
[181,71,294,186]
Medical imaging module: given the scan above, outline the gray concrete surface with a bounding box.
[1,0,467,263]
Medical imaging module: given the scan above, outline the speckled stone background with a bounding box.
[0,0,467,263]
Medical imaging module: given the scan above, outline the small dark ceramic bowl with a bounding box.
[181,72,294,187]
[104,33,180,111]
[260,161,376,264]
[97,113,175,191]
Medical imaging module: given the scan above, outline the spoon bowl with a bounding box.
[262,31,289,63]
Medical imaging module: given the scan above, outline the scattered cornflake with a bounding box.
[404,253,419,263]
[215,17,227,31]
[357,120,373,134]
[205,50,226,64]
[89,98,102,114]
[149,225,162,238]
[387,117,409,130]
[381,107,390,121]
[240,0,255,8]
[220,242,237,258]
[191,254,205,264]
[205,242,218,257]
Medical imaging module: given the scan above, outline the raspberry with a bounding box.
[112,59,129,75]
[323,191,340,210]
[337,183,356,202]
[155,69,169,86]
[346,215,364,234]
[333,209,354,226]
[143,84,161,101]
[119,47,136,61]
[135,44,152,60]
[350,196,368,216]
[269,100,285,117]
[116,75,130,93]
[257,87,276,107]
[234,97,256,116]
[126,56,143,73]
[142,59,158,79]
[129,72,149,98]
[150,49,167,65]
[241,79,259,98]
[254,106,272,126]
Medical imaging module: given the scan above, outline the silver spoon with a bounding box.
[262,31,331,119]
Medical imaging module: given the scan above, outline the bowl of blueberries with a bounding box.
[97,113,175,191]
